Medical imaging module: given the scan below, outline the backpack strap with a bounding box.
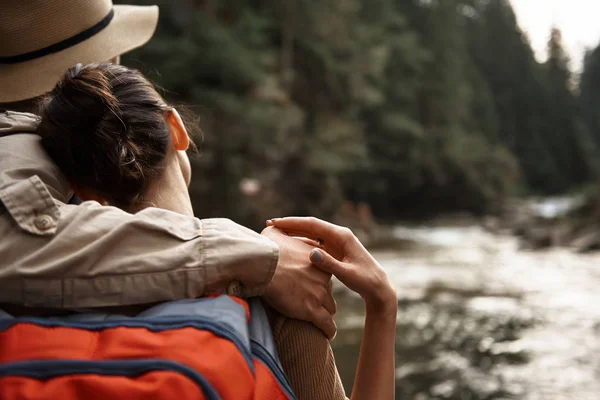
[248,298,296,399]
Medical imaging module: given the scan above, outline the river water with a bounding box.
[331,221,600,399]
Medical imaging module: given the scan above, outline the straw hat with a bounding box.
[0,0,158,102]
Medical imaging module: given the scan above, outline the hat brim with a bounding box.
[0,5,159,103]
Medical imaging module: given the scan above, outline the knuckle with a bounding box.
[319,311,331,326]
[306,295,320,311]
[316,287,328,302]
[260,226,275,235]
[301,302,314,321]
[320,271,332,283]
[341,227,354,238]
[318,320,331,336]
[312,294,322,309]
[339,227,356,245]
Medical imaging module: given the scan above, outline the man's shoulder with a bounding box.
[0,109,73,204]
[0,110,41,137]
[0,109,75,236]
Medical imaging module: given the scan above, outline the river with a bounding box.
[331,218,600,399]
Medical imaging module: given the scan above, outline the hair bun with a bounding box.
[39,62,176,211]
[52,63,119,130]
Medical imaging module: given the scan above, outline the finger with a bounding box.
[282,231,338,257]
[321,290,337,315]
[272,229,321,242]
[312,307,337,340]
[297,236,343,261]
[286,230,342,261]
[295,237,325,250]
[310,248,349,276]
[260,225,285,237]
[268,217,351,250]
[269,217,340,238]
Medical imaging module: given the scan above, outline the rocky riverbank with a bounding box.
[336,195,600,253]
[485,195,600,252]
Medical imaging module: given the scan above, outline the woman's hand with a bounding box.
[269,217,397,399]
[267,217,397,313]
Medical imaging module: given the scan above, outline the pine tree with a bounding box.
[544,28,596,189]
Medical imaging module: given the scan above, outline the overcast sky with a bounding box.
[510,0,600,72]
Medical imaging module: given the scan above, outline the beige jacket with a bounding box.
[0,110,278,308]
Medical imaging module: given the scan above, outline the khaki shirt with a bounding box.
[0,110,278,308]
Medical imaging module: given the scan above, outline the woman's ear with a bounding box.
[167,109,190,151]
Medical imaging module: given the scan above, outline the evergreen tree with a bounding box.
[373,0,518,215]
[465,0,591,193]
[581,43,600,148]
[544,28,596,189]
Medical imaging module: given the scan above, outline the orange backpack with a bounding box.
[0,296,295,400]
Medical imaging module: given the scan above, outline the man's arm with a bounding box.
[1,129,276,307]
[0,197,278,308]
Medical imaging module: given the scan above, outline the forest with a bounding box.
[118,0,600,230]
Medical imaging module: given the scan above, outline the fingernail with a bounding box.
[310,249,323,263]
[266,220,273,226]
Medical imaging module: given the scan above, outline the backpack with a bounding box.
[0,295,296,400]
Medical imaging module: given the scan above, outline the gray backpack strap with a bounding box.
[247,297,296,398]
[247,298,278,357]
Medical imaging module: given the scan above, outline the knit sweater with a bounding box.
[266,305,349,400]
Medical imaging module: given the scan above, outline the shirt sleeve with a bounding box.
[0,130,279,309]
[266,306,348,400]
[0,187,278,308]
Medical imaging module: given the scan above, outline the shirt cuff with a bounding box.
[243,237,279,297]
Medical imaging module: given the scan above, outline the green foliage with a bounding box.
[465,0,596,194]
[118,0,598,226]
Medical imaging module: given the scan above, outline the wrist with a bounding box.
[256,236,281,297]
[365,285,397,316]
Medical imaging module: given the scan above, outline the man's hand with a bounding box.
[261,226,337,339]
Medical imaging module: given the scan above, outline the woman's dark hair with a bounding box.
[38,63,178,210]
